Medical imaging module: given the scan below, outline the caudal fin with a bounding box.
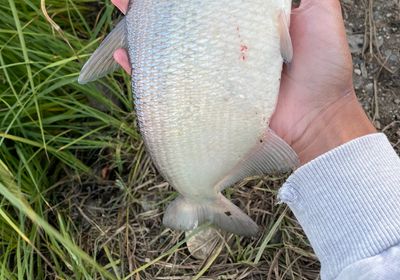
[163,194,258,237]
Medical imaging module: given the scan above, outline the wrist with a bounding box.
[291,92,376,165]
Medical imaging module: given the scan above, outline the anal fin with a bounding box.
[215,129,299,191]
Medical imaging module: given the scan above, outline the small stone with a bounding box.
[384,49,392,57]
[354,76,363,90]
[374,120,382,130]
[186,227,224,260]
[360,63,368,78]
[394,99,400,104]
[376,36,384,48]
[347,34,364,54]
[354,69,362,75]
[365,83,373,93]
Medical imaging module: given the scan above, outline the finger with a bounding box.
[113,48,132,75]
[111,0,128,14]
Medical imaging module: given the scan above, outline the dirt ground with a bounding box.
[344,0,400,151]
[61,1,400,279]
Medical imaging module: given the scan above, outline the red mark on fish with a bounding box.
[240,44,248,61]
[236,26,249,61]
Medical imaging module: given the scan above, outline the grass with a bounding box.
[0,1,321,279]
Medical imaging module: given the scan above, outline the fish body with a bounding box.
[79,0,297,236]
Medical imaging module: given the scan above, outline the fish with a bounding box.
[78,0,298,237]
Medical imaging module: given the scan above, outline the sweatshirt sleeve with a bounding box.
[278,133,400,280]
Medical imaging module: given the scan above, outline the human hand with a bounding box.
[111,0,376,165]
[270,0,376,164]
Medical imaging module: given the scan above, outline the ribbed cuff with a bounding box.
[278,133,400,280]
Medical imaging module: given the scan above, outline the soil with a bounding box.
[344,0,400,151]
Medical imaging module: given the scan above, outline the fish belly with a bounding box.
[126,0,285,198]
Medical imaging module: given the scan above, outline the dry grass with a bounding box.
[58,168,319,279]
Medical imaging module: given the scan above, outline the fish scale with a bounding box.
[128,1,277,194]
[79,0,297,236]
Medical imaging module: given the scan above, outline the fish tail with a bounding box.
[163,194,259,237]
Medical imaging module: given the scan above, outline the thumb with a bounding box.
[111,0,129,15]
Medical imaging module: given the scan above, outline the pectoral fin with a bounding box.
[78,18,128,84]
[278,9,293,63]
[215,129,299,191]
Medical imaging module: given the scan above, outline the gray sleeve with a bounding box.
[337,243,400,280]
[278,133,400,280]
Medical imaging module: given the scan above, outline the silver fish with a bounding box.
[79,0,298,236]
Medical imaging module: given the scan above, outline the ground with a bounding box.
[62,1,399,279]
[1,0,398,279]
[344,0,400,150]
